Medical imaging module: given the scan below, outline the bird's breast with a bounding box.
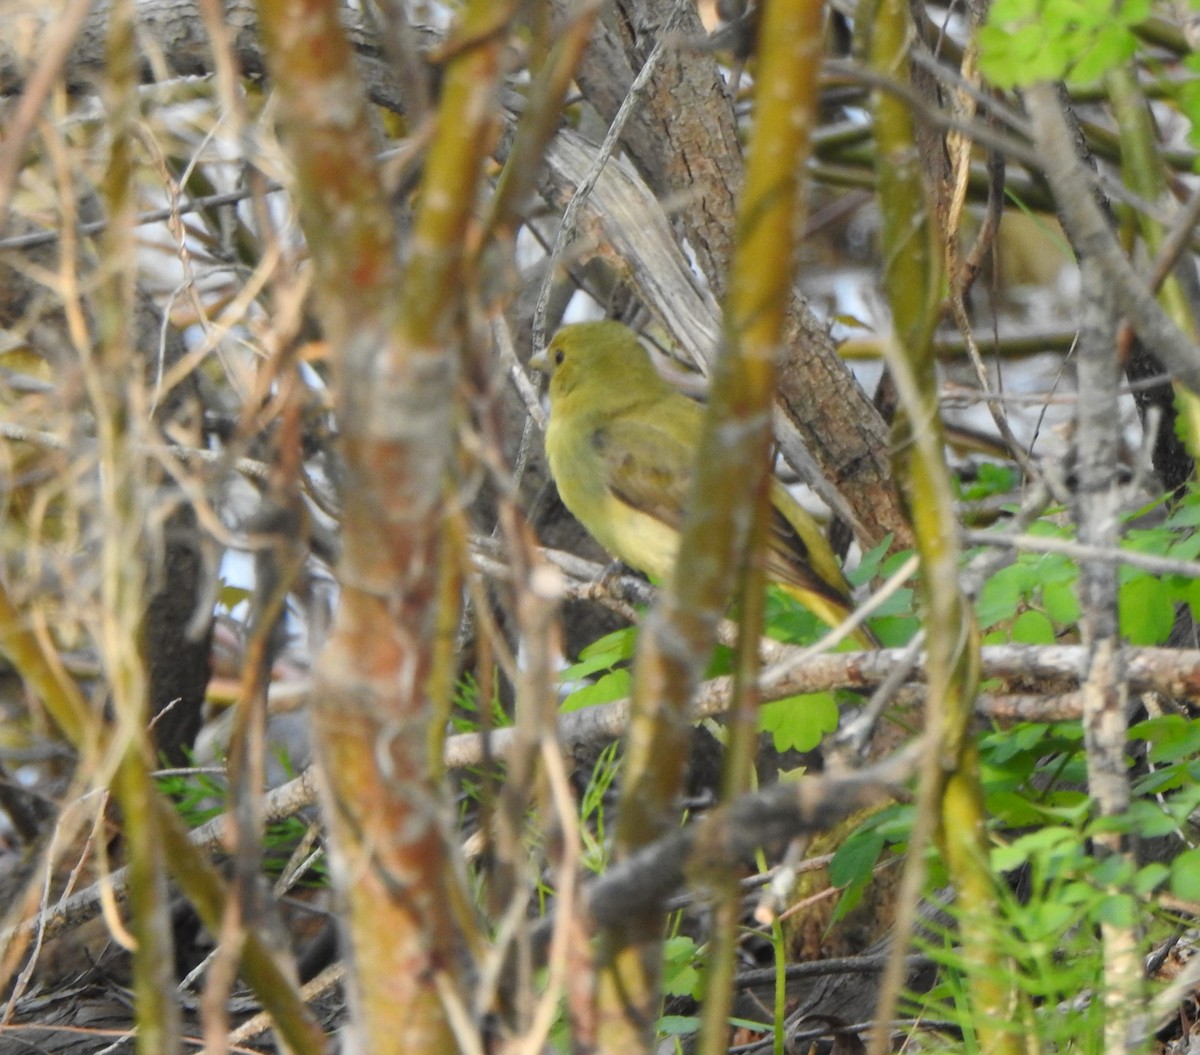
[547,417,678,582]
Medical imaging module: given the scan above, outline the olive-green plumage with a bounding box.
[531,320,873,645]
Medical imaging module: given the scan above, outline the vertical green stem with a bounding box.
[697,493,771,1055]
[92,0,179,1048]
[863,1,1020,1052]
[597,0,825,1049]
[1107,65,1200,462]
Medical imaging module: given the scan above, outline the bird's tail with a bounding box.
[778,582,879,649]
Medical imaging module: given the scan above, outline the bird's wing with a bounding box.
[593,415,866,638]
[595,420,850,601]
[591,416,693,533]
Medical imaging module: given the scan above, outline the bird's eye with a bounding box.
[554,349,564,366]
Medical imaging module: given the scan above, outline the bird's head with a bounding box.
[529,321,667,408]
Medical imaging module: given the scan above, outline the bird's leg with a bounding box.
[585,559,653,608]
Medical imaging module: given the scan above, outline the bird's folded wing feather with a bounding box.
[596,416,850,607]
[592,416,693,531]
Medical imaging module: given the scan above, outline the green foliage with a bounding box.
[156,751,329,887]
[759,691,838,752]
[833,707,1196,1050]
[662,934,705,1000]
[155,758,228,829]
[978,0,1150,88]
[975,535,1081,644]
[578,741,621,874]
[551,473,1200,1052]
[865,546,922,646]
[759,549,921,750]
[764,585,828,644]
[449,672,511,733]
[558,627,637,712]
[562,669,631,712]
[958,463,1018,503]
[1171,847,1200,899]
[971,489,1200,645]
[766,535,918,647]
[562,626,638,681]
[827,804,912,922]
[657,1015,700,1039]
[980,0,1200,154]
[849,532,895,586]
[907,802,1168,1052]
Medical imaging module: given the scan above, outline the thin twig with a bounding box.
[961,528,1200,580]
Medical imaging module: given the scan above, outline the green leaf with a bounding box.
[989,0,1037,21]
[982,721,1049,762]
[1113,800,1182,838]
[662,936,704,999]
[976,564,1025,627]
[658,1016,701,1036]
[960,463,1018,501]
[978,27,1021,88]
[1005,21,1051,60]
[1026,518,1072,539]
[759,692,838,752]
[728,1018,773,1033]
[1091,853,1134,887]
[765,587,824,644]
[560,627,637,682]
[829,829,886,888]
[1026,899,1076,939]
[869,613,920,645]
[986,790,1050,828]
[580,626,637,662]
[869,803,915,843]
[1167,531,1200,561]
[850,534,895,586]
[1135,862,1170,896]
[1163,497,1200,528]
[706,644,735,679]
[1039,790,1091,820]
[1187,577,1200,623]
[1131,766,1188,796]
[1130,714,1200,763]
[1094,893,1136,928]
[1037,554,1079,584]
[1119,0,1152,22]
[1012,609,1056,644]
[998,825,1079,870]
[1118,575,1175,645]
[561,668,630,713]
[1070,26,1136,83]
[830,875,870,923]
[828,820,891,923]
[1171,848,1200,901]
[1124,526,1174,556]
[991,842,1029,873]
[1042,580,1079,624]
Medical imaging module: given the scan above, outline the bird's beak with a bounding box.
[528,350,552,375]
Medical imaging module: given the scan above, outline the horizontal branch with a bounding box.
[579,744,920,939]
[962,528,1200,580]
[446,641,1200,767]
[11,641,1195,952]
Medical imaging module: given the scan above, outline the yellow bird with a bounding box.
[530,320,875,646]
